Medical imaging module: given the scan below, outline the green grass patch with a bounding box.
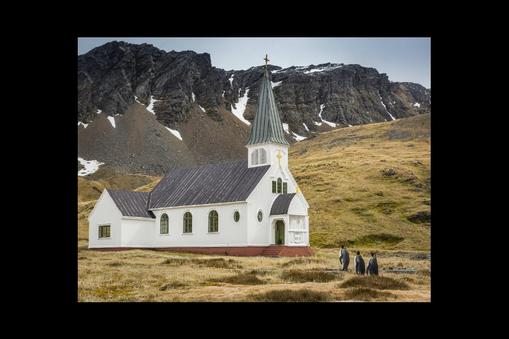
[351,233,404,247]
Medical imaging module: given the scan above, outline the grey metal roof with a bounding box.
[107,189,155,218]
[148,159,270,209]
[246,68,289,146]
[270,193,296,215]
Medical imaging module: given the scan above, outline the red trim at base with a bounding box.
[90,245,314,257]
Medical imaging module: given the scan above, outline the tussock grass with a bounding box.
[342,288,396,301]
[281,270,338,283]
[417,269,431,277]
[160,257,242,269]
[192,258,242,269]
[280,258,324,267]
[209,273,265,285]
[159,281,188,291]
[251,289,332,302]
[78,246,429,302]
[339,276,410,290]
[160,258,189,265]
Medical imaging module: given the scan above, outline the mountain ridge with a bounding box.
[78,41,431,175]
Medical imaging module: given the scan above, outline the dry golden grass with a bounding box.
[339,276,410,290]
[78,243,430,302]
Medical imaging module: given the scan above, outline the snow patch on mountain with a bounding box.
[146,96,159,114]
[229,74,234,87]
[78,122,88,128]
[413,102,421,108]
[107,116,116,128]
[318,104,337,127]
[303,123,309,132]
[96,109,102,114]
[192,92,196,102]
[304,64,343,74]
[231,88,250,125]
[379,93,396,121]
[292,132,307,141]
[283,123,289,134]
[271,81,282,88]
[78,157,104,176]
[134,96,143,104]
[165,127,183,141]
[199,105,206,112]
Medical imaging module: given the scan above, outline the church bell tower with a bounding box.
[246,55,289,169]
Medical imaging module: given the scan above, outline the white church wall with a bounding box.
[121,218,156,247]
[246,170,274,245]
[88,190,123,248]
[150,202,248,247]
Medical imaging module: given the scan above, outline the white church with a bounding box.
[88,58,312,256]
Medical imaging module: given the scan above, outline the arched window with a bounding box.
[160,213,169,234]
[277,178,282,193]
[258,148,267,164]
[251,149,258,165]
[183,212,192,233]
[208,210,219,232]
[234,210,240,222]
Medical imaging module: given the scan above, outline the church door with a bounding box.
[275,220,285,245]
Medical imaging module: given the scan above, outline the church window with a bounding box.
[283,182,288,194]
[234,210,240,222]
[272,181,277,193]
[98,225,110,238]
[208,210,219,232]
[251,149,258,165]
[160,213,169,234]
[277,178,282,193]
[259,148,267,164]
[183,212,192,233]
[257,210,263,222]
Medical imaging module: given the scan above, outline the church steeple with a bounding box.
[246,55,289,146]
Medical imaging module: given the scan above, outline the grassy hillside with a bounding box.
[78,114,430,250]
[289,114,430,251]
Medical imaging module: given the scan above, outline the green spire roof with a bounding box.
[246,66,289,146]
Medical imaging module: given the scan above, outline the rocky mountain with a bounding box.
[78,41,431,175]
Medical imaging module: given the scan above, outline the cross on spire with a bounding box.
[264,54,270,67]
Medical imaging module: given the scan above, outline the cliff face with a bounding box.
[78,41,430,175]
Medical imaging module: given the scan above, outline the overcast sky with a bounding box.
[78,37,430,88]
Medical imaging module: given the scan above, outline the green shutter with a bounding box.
[283,182,288,194]
[277,178,282,193]
[272,181,276,193]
